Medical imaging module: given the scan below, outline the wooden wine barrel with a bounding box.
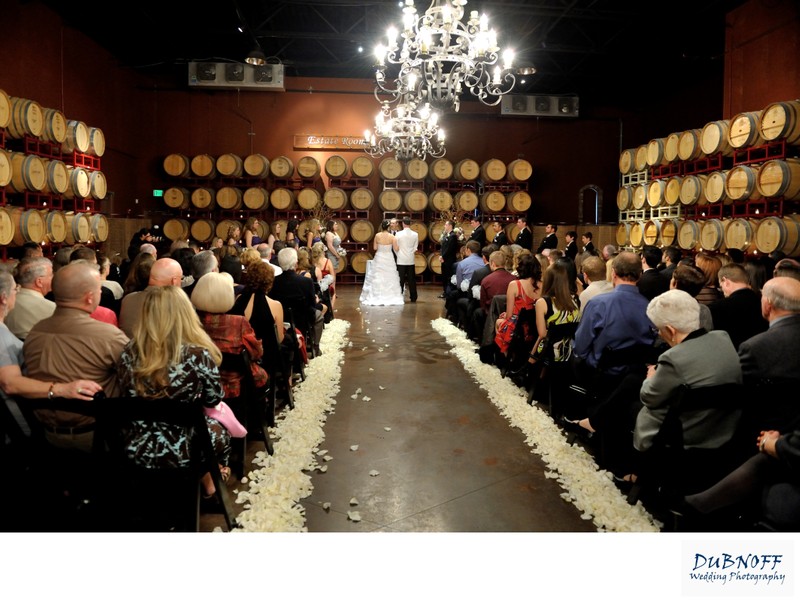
[506,159,532,182]
[10,207,46,246]
[632,184,648,210]
[163,218,190,242]
[647,179,666,207]
[270,188,295,210]
[429,158,454,181]
[664,176,683,206]
[335,254,348,274]
[454,159,479,181]
[190,154,216,179]
[350,156,374,178]
[404,189,428,212]
[7,97,43,138]
[677,220,702,251]
[427,252,443,275]
[705,171,731,205]
[429,190,454,212]
[164,187,191,210]
[89,170,107,200]
[297,187,322,210]
[243,187,269,210]
[349,187,374,210]
[405,158,429,180]
[243,153,270,178]
[89,213,109,242]
[378,157,403,180]
[725,165,762,203]
[64,166,90,199]
[163,153,191,177]
[40,159,69,195]
[480,158,506,182]
[634,145,648,172]
[480,190,506,213]
[86,126,105,157]
[629,221,645,248]
[42,210,67,243]
[269,155,294,178]
[62,120,90,154]
[618,148,636,174]
[756,158,800,200]
[65,212,91,244]
[664,132,681,162]
[40,108,67,144]
[700,120,733,156]
[0,89,10,129]
[680,174,708,206]
[754,215,800,256]
[646,138,667,167]
[728,111,765,149]
[0,207,13,246]
[296,156,320,179]
[507,190,532,213]
[410,222,427,244]
[0,149,11,187]
[725,218,759,254]
[216,219,242,241]
[659,219,679,246]
[324,155,348,178]
[414,251,427,275]
[455,190,479,212]
[9,152,45,193]
[190,219,217,243]
[617,185,634,211]
[217,187,243,210]
[428,220,445,243]
[322,187,348,211]
[349,251,371,274]
[216,153,243,177]
[378,189,403,211]
[615,223,632,246]
[642,219,665,246]
[759,100,800,144]
[678,128,704,161]
[190,187,216,210]
[349,219,375,243]
[700,218,727,251]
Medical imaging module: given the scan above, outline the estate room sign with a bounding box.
[293,134,369,151]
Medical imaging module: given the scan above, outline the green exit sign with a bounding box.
[153,189,164,197]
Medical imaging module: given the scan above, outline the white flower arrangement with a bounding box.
[337,246,347,258]
[430,317,661,533]
[319,273,334,292]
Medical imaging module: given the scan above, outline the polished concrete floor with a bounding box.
[205,284,594,533]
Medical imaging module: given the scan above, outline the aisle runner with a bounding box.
[431,318,660,532]
[234,319,351,532]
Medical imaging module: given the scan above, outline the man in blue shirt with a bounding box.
[446,240,484,323]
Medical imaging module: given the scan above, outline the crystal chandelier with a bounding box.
[363,92,446,161]
[373,0,515,113]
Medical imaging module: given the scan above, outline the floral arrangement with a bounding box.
[337,246,347,258]
[452,227,466,243]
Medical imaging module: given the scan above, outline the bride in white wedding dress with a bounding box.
[359,219,405,306]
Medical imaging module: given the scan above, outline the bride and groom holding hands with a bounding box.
[359,216,419,306]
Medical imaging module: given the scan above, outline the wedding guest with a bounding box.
[5,257,55,340]
[694,252,723,305]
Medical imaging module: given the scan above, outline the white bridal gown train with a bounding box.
[359,243,405,306]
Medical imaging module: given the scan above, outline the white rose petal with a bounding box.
[369,367,374,372]
[350,445,359,451]
[323,455,333,462]
[384,427,391,432]
[349,497,359,506]
[318,465,328,473]
[378,386,385,390]
[369,470,380,477]
[322,502,331,510]
[362,396,371,402]
[347,511,362,522]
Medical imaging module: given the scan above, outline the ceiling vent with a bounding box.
[188,62,285,91]
[501,94,579,118]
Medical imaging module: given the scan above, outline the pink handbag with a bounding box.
[204,401,247,438]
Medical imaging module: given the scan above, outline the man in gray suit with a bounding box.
[738,276,800,436]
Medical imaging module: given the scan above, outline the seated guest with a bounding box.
[494,254,542,357]
[118,258,183,338]
[447,240,483,323]
[23,262,129,451]
[270,247,324,357]
[637,245,669,301]
[709,263,768,350]
[476,249,516,349]
[578,255,612,313]
[191,272,268,400]
[457,244,494,338]
[659,246,681,281]
[230,260,285,345]
[633,289,743,493]
[183,249,218,299]
[122,252,156,297]
[97,251,123,307]
[6,257,55,340]
[773,258,800,281]
[744,256,770,292]
[68,253,118,326]
[118,285,232,492]
[670,263,714,332]
[683,428,800,531]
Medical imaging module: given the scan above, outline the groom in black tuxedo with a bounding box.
[468,215,485,246]
[439,220,459,298]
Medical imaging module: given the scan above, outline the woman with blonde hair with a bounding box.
[117,285,232,489]
[239,247,261,270]
[305,219,322,249]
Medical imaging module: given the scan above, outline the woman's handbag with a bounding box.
[204,401,247,438]
[494,313,518,354]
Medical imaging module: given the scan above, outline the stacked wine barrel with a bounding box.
[0,88,109,249]
[616,98,800,257]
